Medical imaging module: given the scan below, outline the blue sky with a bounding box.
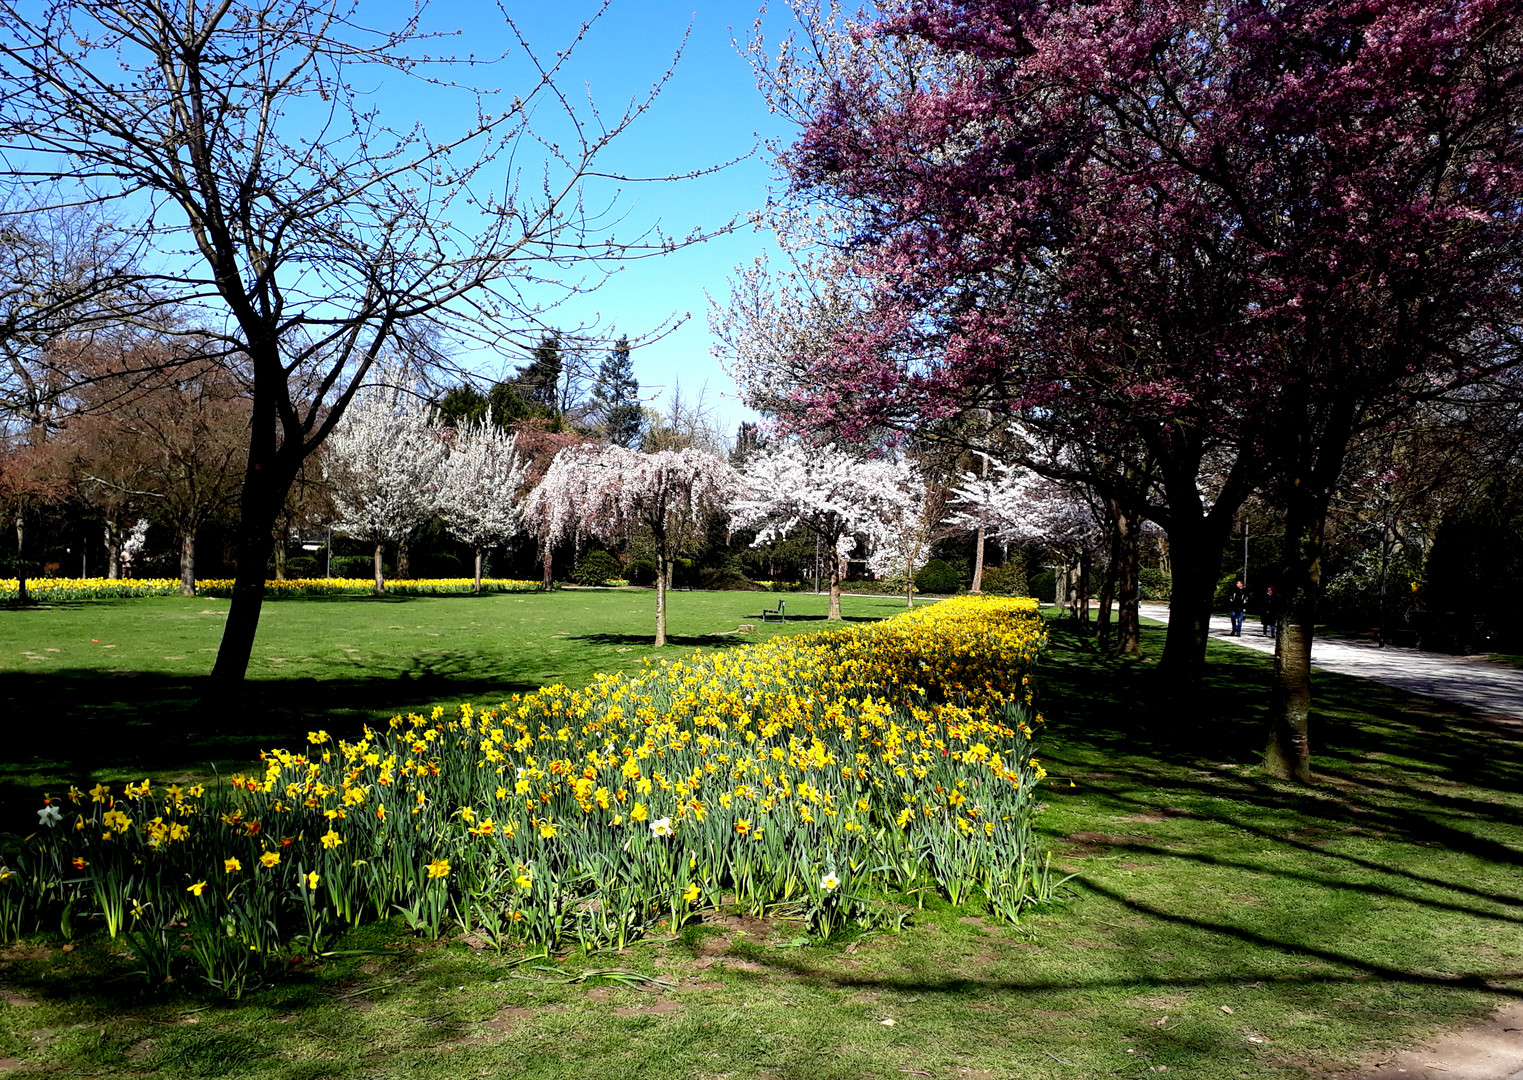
[414,2,799,438]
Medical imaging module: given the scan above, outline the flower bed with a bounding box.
[0,597,1055,995]
[0,577,542,602]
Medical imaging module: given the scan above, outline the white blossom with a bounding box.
[325,375,445,590]
[732,443,914,618]
[435,421,527,589]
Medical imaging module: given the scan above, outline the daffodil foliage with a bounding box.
[1,598,1055,996]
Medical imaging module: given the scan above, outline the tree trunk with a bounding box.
[105,520,123,580]
[179,533,196,597]
[14,511,28,604]
[827,541,843,620]
[273,531,287,580]
[971,524,986,595]
[1115,505,1142,658]
[396,535,411,580]
[654,546,668,647]
[540,535,553,589]
[473,548,483,594]
[210,365,304,684]
[1157,522,1226,683]
[212,479,280,681]
[373,542,385,596]
[1078,550,1091,624]
[1265,491,1330,783]
[1264,387,1356,783]
[1096,538,1116,650]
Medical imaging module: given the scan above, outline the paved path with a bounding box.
[1138,602,1523,721]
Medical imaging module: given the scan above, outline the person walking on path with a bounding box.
[1228,580,1249,636]
[1260,585,1278,638]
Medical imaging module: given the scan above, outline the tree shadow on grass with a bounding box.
[0,653,540,829]
[1026,617,1523,995]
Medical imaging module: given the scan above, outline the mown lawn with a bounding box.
[0,588,907,819]
[1,603,1520,1079]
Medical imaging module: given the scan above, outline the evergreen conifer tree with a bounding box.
[592,336,642,447]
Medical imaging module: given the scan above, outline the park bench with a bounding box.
[761,598,785,623]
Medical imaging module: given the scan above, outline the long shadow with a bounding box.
[0,655,540,830]
[731,942,1523,1000]
[1029,617,1523,979]
[572,632,765,649]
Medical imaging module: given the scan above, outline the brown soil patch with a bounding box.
[584,987,613,1001]
[0,991,33,1007]
[679,981,725,991]
[611,997,682,1018]
[713,958,764,973]
[1356,1001,1523,1080]
[485,1007,540,1034]
[0,1059,28,1074]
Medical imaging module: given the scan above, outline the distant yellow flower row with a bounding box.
[0,577,541,601]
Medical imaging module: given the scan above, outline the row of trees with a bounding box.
[0,0,728,686]
[720,0,1523,781]
[0,324,666,597]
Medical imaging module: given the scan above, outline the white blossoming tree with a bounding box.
[526,444,742,646]
[436,421,528,593]
[865,465,939,609]
[950,460,1099,610]
[325,379,445,595]
[732,443,913,620]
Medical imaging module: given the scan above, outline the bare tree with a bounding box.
[0,1,724,678]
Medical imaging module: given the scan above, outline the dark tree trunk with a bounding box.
[105,519,123,580]
[211,398,303,683]
[396,535,411,580]
[178,533,196,596]
[1078,550,1091,625]
[540,536,553,589]
[1157,518,1230,683]
[1096,521,1117,650]
[14,511,29,604]
[1114,504,1142,658]
[212,514,282,681]
[1264,387,1357,783]
[273,531,287,580]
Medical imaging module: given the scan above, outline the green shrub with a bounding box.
[1029,571,1056,604]
[570,550,623,586]
[979,563,1027,597]
[1138,567,1171,600]
[625,558,658,587]
[331,555,385,579]
[283,556,319,578]
[914,558,964,595]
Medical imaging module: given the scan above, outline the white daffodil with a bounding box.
[820,872,840,892]
[36,804,62,828]
[650,816,674,838]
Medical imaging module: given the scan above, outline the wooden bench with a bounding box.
[761,598,785,623]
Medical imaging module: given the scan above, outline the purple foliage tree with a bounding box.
[757,0,1523,779]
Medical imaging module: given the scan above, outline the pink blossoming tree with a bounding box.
[526,445,741,646]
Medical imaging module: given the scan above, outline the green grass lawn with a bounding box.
[1,601,1521,1079]
[0,588,909,817]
